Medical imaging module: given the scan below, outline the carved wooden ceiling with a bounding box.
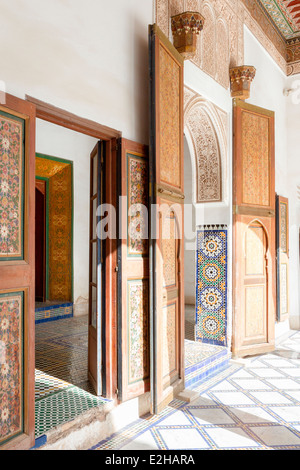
[257,0,300,40]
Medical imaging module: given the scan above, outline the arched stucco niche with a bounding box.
[184,86,228,205]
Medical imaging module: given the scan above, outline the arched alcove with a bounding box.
[184,89,228,204]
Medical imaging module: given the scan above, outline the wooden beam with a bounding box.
[25,95,122,140]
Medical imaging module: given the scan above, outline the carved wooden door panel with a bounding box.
[149,24,185,414]
[0,94,36,449]
[276,195,289,322]
[117,138,150,402]
[233,99,276,358]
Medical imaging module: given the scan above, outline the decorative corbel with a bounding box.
[229,66,256,100]
[171,12,205,60]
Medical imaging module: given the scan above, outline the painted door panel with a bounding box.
[117,138,150,402]
[0,94,36,450]
[149,24,185,414]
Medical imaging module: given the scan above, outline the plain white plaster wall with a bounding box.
[285,74,300,329]
[36,118,98,315]
[0,0,153,145]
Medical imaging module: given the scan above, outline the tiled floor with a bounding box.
[35,315,93,392]
[35,315,108,439]
[185,304,195,341]
[35,370,108,439]
[92,330,300,450]
[35,313,229,442]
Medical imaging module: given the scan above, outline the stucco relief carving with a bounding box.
[156,0,292,88]
[184,86,228,203]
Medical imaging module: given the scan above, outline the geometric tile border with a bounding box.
[35,302,73,324]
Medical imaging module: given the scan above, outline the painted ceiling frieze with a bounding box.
[258,0,300,39]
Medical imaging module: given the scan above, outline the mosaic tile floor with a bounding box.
[92,330,300,450]
[35,313,230,441]
[35,315,108,439]
[185,305,195,341]
[35,315,93,392]
[35,370,108,438]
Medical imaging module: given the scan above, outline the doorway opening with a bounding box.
[183,135,230,389]
[33,122,110,443]
[35,154,73,321]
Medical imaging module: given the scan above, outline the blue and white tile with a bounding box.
[155,428,211,450]
[204,426,261,449]
[229,406,278,424]
[249,425,300,447]
[92,330,300,451]
[121,430,159,450]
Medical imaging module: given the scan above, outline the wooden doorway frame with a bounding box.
[26,95,121,400]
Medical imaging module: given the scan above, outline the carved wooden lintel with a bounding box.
[229,65,256,100]
[171,12,205,60]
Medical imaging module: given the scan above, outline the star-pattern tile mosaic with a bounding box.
[92,331,300,450]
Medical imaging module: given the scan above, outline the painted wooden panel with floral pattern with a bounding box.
[128,280,149,384]
[127,153,149,256]
[0,112,25,260]
[0,292,23,445]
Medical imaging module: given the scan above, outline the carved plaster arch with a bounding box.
[184,86,228,204]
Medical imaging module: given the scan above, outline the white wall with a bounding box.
[285,74,300,329]
[36,118,98,315]
[0,0,153,145]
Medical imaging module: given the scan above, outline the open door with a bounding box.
[149,24,185,414]
[117,138,150,402]
[232,99,276,358]
[88,141,106,396]
[0,94,36,449]
[276,195,289,322]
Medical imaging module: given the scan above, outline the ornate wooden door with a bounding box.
[88,141,106,396]
[117,138,150,402]
[276,195,289,322]
[149,24,185,414]
[0,94,36,449]
[233,99,276,358]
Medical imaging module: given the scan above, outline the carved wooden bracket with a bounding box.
[171,11,205,60]
[229,66,256,100]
